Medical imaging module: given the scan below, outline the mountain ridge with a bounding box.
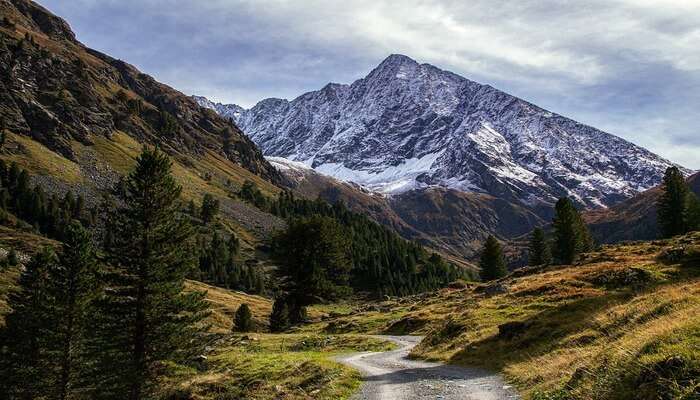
[195,54,688,213]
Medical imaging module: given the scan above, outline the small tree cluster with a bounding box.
[238,180,268,209]
[157,110,179,137]
[657,166,699,237]
[0,161,90,240]
[196,231,264,294]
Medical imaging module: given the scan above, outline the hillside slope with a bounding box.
[587,172,700,243]
[0,0,278,182]
[317,234,700,399]
[0,0,291,258]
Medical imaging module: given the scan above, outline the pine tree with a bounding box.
[269,298,290,333]
[51,221,100,400]
[234,303,253,332]
[188,199,197,216]
[0,247,56,399]
[479,235,507,281]
[552,198,592,265]
[528,227,552,266]
[273,216,352,321]
[685,192,700,232]
[98,148,209,400]
[200,193,219,224]
[7,248,18,266]
[657,166,688,238]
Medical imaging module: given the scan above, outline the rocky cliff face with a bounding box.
[203,54,687,214]
[0,0,280,183]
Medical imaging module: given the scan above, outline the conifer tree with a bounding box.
[200,193,219,224]
[51,221,100,400]
[479,235,507,281]
[685,192,700,232]
[234,303,253,332]
[7,248,18,266]
[528,227,552,266]
[552,198,593,264]
[188,199,197,216]
[657,166,688,238]
[273,216,351,320]
[269,298,290,333]
[97,147,209,400]
[0,247,56,399]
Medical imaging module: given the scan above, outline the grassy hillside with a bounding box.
[314,233,700,399]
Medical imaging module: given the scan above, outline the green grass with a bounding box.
[158,333,395,400]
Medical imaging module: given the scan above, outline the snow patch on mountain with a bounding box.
[314,150,444,193]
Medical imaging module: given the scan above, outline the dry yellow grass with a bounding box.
[315,233,700,399]
[186,280,272,333]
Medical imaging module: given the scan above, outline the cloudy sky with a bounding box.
[41,0,699,168]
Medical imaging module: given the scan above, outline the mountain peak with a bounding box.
[207,56,687,210]
[370,54,420,75]
[379,53,417,66]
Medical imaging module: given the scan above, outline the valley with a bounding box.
[0,1,698,400]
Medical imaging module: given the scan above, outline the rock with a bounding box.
[497,320,532,340]
[475,283,509,296]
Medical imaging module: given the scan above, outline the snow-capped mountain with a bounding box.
[192,95,246,122]
[199,54,688,210]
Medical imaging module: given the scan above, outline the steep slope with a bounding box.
[0,0,279,182]
[587,172,700,243]
[203,54,687,212]
[0,0,287,256]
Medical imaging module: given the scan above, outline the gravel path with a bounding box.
[338,335,520,400]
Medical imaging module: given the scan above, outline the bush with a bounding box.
[233,304,253,332]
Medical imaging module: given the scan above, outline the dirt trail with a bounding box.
[338,335,520,400]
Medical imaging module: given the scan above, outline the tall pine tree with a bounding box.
[528,227,552,266]
[657,166,688,238]
[479,235,507,281]
[52,221,100,400]
[98,148,209,400]
[272,216,351,321]
[552,197,593,265]
[0,248,56,399]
